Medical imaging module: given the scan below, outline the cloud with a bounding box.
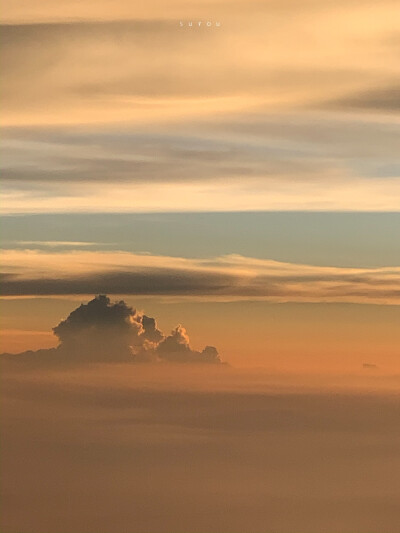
[2,295,221,364]
[1,268,231,296]
[2,112,399,195]
[154,325,220,363]
[141,314,164,344]
[0,127,333,185]
[2,249,400,304]
[326,84,400,112]
[2,1,399,128]
[2,363,400,533]
[2,1,399,213]
[52,295,144,361]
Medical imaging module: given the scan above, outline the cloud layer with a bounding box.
[2,364,400,533]
[2,249,400,304]
[1,1,399,212]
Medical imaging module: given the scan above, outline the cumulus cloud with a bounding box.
[154,325,220,363]
[2,295,221,365]
[52,295,143,362]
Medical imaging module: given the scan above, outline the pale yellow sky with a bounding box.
[2,1,399,125]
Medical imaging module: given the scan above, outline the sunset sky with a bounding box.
[1,211,399,371]
[1,0,400,373]
[1,2,400,533]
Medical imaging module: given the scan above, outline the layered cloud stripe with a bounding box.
[1,0,399,214]
[2,250,400,304]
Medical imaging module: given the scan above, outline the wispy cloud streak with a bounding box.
[2,250,400,304]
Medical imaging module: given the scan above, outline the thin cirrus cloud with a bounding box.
[3,179,400,213]
[2,250,400,304]
[1,112,399,212]
[2,113,399,184]
[2,2,399,117]
[1,3,399,126]
[1,0,399,212]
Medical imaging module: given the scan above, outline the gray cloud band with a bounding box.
[2,267,400,303]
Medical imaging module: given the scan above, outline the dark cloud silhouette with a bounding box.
[0,269,232,296]
[141,314,164,344]
[52,295,143,362]
[154,325,220,363]
[2,265,400,304]
[1,295,221,365]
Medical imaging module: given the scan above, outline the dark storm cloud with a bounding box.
[1,295,221,364]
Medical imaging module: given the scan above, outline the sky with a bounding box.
[1,0,400,371]
[1,2,400,532]
[1,211,399,371]
[1,0,400,213]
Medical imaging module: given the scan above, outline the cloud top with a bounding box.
[53,295,143,361]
